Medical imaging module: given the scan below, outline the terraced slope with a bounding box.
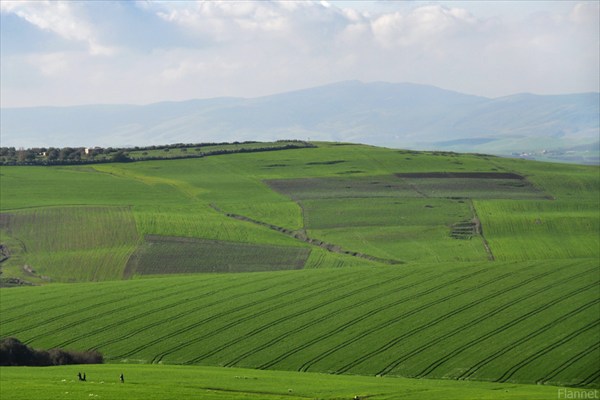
[1,261,598,387]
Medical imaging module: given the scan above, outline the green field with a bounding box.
[2,364,596,400]
[1,262,598,387]
[126,235,310,275]
[0,141,598,397]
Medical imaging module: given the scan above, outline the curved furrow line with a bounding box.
[7,279,188,338]
[381,268,596,377]
[186,271,417,364]
[77,272,290,349]
[296,268,518,372]
[1,282,151,326]
[338,266,571,375]
[575,369,600,387]
[95,272,289,354]
[258,269,496,369]
[2,274,161,317]
[259,266,493,371]
[415,277,599,378]
[457,298,600,381]
[51,277,226,349]
[152,276,354,364]
[295,265,556,373]
[21,280,201,344]
[537,343,600,385]
[166,270,407,365]
[2,289,114,324]
[222,267,429,367]
[113,279,356,358]
[495,319,600,383]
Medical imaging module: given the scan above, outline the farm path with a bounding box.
[209,204,403,265]
[467,200,495,261]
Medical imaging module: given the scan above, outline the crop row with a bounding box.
[334,264,594,375]
[475,199,600,261]
[126,235,311,275]
[1,260,597,387]
[0,206,139,281]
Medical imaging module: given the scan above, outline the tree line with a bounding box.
[0,140,315,166]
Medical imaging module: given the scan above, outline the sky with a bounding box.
[1,0,598,108]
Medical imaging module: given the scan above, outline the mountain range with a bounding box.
[1,81,598,163]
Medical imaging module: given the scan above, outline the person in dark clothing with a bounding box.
[120,373,124,383]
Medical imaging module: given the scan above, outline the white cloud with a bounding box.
[1,0,598,107]
[0,0,117,56]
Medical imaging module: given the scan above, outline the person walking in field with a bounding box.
[120,373,124,383]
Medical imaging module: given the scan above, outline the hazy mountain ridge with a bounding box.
[1,81,598,163]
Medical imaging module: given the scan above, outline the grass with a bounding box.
[301,197,488,262]
[0,206,139,282]
[1,262,597,387]
[0,142,598,396]
[267,173,547,201]
[475,199,600,261]
[1,363,590,400]
[126,235,311,275]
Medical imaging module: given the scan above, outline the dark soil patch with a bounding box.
[450,220,478,240]
[125,235,311,276]
[264,164,288,168]
[396,172,526,179]
[306,160,346,165]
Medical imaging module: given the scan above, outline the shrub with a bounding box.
[0,337,103,366]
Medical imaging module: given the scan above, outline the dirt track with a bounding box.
[210,204,404,266]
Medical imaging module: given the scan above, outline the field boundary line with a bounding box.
[468,199,494,261]
[209,203,404,265]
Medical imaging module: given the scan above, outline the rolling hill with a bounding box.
[2,81,598,163]
[0,142,598,399]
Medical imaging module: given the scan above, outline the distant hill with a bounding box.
[2,81,598,163]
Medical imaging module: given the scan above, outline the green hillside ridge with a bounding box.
[1,142,597,282]
[1,141,599,396]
